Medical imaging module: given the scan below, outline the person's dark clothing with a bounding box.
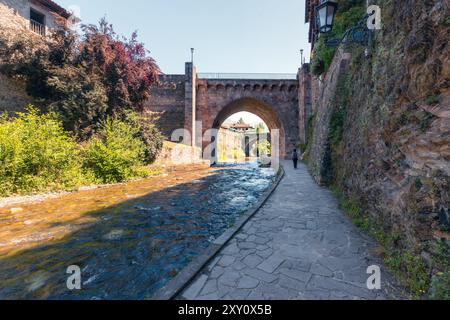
[292,151,299,169]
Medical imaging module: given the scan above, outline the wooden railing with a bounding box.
[30,19,45,36]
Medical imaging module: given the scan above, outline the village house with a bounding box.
[0,0,73,36]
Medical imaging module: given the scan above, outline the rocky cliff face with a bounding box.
[307,0,449,294]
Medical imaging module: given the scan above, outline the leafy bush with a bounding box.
[47,66,109,139]
[385,251,430,298]
[0,19,160,139]
[0,106,83,196]
[431,271,450,300]
[82,117,149,183]
[138,122,164,164]
[123,111,164,164]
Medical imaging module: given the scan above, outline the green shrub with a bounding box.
[139,122,164,163]
[82,117,149,183]
[121,111,164,164]
[385,251,430,298]
[429,240,450,300]
[431,271,450,300]
[131,118,163,164]
[0,106,83,196]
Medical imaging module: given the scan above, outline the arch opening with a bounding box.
[205,98,286,163]
[217,112,271,163]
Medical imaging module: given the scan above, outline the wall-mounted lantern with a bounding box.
[316,0,376,47]
[316,0,338,34]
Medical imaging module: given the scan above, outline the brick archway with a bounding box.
[145,63,304,161]
[209,98,286,159]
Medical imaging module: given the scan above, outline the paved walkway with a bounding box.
[180,161,402,300]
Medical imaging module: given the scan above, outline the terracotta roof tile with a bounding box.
[35,0,71,18]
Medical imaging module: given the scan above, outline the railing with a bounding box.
[197,73,297,80]
[30,19,45,36]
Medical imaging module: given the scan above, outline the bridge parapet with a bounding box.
[197,73,297,80]
[197,78,298,93]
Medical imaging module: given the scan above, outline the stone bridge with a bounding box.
[144,63,312,159]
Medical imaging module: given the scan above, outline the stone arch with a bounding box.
[209,98,287,160]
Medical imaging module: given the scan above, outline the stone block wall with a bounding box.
[307,0,449,250]
[0,74,34,114]
[143,74,186,139]
[308,49,351,185]
[298,64,313,144]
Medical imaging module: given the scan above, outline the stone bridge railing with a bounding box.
[197,73,297,80]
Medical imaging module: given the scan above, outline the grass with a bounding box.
[330,184,432,299]
[429,240,450,300]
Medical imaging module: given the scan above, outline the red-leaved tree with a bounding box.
[79,18,161,113]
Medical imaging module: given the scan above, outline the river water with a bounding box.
[0,162,276,299]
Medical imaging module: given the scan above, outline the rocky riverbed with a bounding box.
[0,162,276,299]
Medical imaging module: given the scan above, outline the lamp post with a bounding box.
[300,49,304,65]
[316,0,375,47]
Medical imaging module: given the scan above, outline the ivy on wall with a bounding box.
[311,0,366,76]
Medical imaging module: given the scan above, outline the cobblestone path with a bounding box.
[181,161,403,300]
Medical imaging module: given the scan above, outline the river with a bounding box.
[0,162,276,299]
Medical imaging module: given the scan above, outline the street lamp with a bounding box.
[316,1,376,46]
[316,0,338,34]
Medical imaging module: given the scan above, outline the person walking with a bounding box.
[292,149,299,169]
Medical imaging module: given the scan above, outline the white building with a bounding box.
[0,0,73,36]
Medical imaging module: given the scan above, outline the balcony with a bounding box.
[30,19,46,36]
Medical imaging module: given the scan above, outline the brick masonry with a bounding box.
[144,63,307,160]
[144,74,186,139]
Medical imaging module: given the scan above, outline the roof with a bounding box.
[34,0,71,19]
[305,0,310,23]
[231,123,254,130]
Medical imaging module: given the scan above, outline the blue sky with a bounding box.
[57,0,311,75]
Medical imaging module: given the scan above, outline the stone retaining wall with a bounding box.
[307,49,351,185]
[0,74,33,114]
[154,141,209,167]
[306,0,449,248]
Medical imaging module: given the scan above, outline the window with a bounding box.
[30,8,46,36]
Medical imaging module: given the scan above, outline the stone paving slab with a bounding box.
[179,161,403,300]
